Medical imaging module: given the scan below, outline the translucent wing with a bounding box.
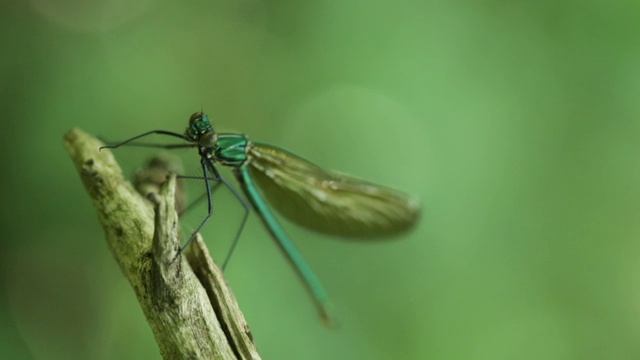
[246,142,421,238]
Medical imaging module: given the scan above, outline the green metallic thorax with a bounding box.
[213,133,249,166]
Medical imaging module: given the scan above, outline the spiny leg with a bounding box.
[177,158,220,256]
[100,130,191,150]
[176,170,249,270]
[110,142,196,149]
[215,172,250,271]
[177,176,222,217]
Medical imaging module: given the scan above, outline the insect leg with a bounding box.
[100,130,190,150]
[215,173,250,271]
[178,157,218,255]
[176,176,222,217]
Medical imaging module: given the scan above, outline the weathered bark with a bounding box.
[63,128,259,360]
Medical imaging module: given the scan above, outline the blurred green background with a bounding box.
[2,0,640,359]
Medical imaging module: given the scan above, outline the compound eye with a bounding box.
[189,112,204,125]
[199,131,217,147]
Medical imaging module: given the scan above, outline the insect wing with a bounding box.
[247,143,420,238]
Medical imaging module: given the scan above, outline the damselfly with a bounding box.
[101,112,420,323]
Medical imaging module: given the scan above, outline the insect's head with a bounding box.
[186,112,218,147]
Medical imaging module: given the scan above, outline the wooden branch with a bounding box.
[63,128,260,360]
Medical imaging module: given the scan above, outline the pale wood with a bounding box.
[63,128,260,360]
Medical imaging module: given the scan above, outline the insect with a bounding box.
[101,112,421,323]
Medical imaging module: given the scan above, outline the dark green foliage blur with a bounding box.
[1,1,640,359]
